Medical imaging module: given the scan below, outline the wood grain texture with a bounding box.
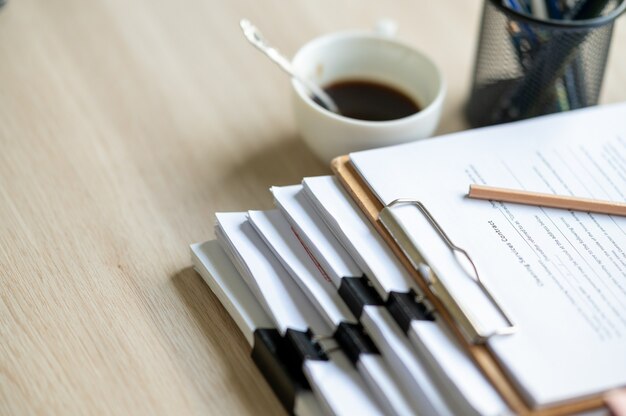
[0,0,624,414]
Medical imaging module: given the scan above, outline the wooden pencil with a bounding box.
[467,184,626,217]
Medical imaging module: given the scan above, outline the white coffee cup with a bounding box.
[291,30,446,162]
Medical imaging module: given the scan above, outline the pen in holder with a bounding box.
[466,0,626,127]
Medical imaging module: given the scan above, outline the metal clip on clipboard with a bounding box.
[378,198,518,344]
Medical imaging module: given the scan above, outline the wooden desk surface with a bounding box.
[1,1,625,414]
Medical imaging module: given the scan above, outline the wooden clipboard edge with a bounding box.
[331,155,605,416]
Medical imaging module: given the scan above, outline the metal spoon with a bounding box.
[239,19,340,114]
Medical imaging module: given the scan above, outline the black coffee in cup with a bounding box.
[314,79,420,121]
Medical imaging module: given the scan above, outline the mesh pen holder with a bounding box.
[466,0,626,127]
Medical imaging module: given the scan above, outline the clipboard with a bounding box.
[331,154,607,416]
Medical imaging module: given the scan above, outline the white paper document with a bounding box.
[248,209,419,415]
[361,305,455,416]
[215,213,384,416]
[303,175,509,416]
[272,181,464,415]
[191,240,274,344]
[190,240,324,416]
[350,103,626,406]
[272,185,362,286]
[303,353,383,416]
[215,212,328,336]
[303,175,420,299]
[248,209,356,328]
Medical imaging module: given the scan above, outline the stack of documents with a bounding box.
[191,102,626,415]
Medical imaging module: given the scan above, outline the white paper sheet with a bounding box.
[248,209,356,328]
[190,240,273,345]
[303,175,419,299]
[409,320,509,416]
[350,102,626,406]
[248,210,417,415]
[214,215,385,415]
[304,353,383,416]
[190,240,325,416]
[272,181,463,415]
[302,175,509,415]
[356,354,416,416]
[215,212,328,336]
[361,305,453,416]
[272,185,362,286]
